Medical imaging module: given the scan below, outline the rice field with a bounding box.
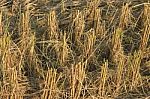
[0,0,150,99]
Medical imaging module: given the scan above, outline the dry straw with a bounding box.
[70,61,87,99]
[119,3,131,29]
[0,34,27,98]
[0,10,2,35]
[94,8,106,39]
[48,10,59,40]
[84,29,96,60]
[0,0,149,98]
[56,32,69,65]
[140,4,150,52]
[111,28,125,64]
[98,60,108,98]
[126,50,143,91]
[72,10,84,45]
[41,68,60,99]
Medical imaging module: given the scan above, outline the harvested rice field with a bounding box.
[0,0,150,99]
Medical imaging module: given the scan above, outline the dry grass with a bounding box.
[0,0,150,99]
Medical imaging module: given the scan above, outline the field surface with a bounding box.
[0,0,150,99]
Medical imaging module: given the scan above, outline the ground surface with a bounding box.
[0,0,150,99]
